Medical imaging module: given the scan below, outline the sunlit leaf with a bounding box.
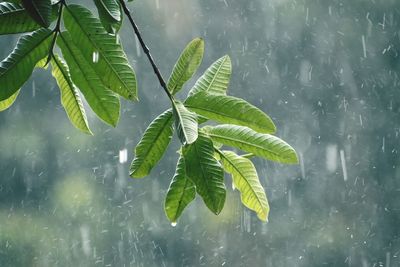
[0,28,53,101]
[188,55,231,96]
[172,100,198,145]
[22,0,52,27]
[183,132,226,214]
[63,4,137,100]
[168,38,204,95]
[217,149,269,221]
[0,90,19,111]
[130,109,174,178]
[50,54,92,134]
[164,156,196,223]
[203,125,298,164]
[57,32,120,127]
[185,92,276,133]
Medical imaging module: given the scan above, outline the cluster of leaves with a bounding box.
[0,0,298,223]
[131,39,298,223]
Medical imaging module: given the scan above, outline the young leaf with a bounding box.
[185,92,276,133]
[57,32,120,127]
[203,125,298,164]
[0,28,53,101]
[217,149,269,221]
[168,38,204,95]
[0,90,20,111]
[183,133,226,214]
[164,156,196,223]
[63,4,137,101]
[130,109,174,178]
[50,54,92,135]
[172,100,198,145]
[21,0,52,27]
[0,2,42,35]
[94,0,122,34]
[188,55,231,96]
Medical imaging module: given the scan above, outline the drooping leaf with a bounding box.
[0,28,53,101]
[57,32,120,127]
[63,4,137,101]
[50,54,92,134]
[185,92,276,133]
[188,55,231,96]
[168,38,204,95]
[217,149,269,221]
[22,0,52,27]
[183,132,226,214]
[130,109,174,178]
[0,2,42,35]
[172,100,198,145]
[94,0,122,34]
[203,125,298,164]
[164,156,196,223]
[94,0,121,21]
[0,90,20,111]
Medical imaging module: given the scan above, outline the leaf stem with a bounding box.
[118,0,173,101]
[45,1,64,66]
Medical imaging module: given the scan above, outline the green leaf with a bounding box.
[188,55,231,96]
[185,92,276,133]
[50,54,92,135]
[164,156,196,223]
[63,4,137,101]
[22,0,52,27]
[203,125,298,164]
[57,32,120,127]
[0,28,53,101]
[0,2,42,35]
[94,0,122,34]
[183,132,226,214]
[130,109,174,178]
[172,100,198,145]
[168,38,204,95]
[94,0,121,21]
[0,90,19,111]
[217,149,269,221]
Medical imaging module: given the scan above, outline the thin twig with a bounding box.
[118,0,173,101]
[45,1,64,67]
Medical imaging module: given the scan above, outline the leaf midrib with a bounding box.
[170,40,202,94]
[218,150,266,214]
[59,33,115,124]
[65,5,131,96]
[203,56,227,92]
[52,55,88,130]
[208,130,289,160]
[192,141,217,211]
[133,112,172,174]
[0,30,52,77]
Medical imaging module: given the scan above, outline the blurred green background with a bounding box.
[1,0,400,266]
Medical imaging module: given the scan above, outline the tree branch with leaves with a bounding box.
[0,0,298,224]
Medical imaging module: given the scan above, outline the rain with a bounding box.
[0,0,399,266]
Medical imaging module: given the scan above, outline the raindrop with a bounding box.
[119,148,128,164]
[92,51,99,63]
[32,81,36,97]
[326,144,338,173]
[361,35,367,58]
[155,0,160,9]
[340,149,348,182]
[171,222,177,227]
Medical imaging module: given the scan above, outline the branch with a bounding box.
[119,0,173,101]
